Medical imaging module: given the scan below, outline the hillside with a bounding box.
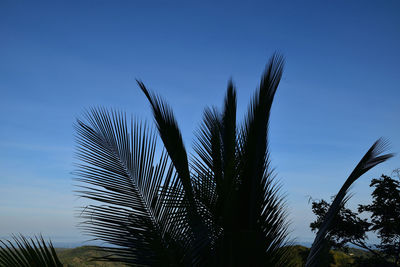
[56,247,126,267]
[56,245,372,266]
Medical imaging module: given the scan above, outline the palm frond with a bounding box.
[305,138,394,267]
[229,54,291,266]
[218,81,238,224]
[191,82,241,265]
[189,55,292,266]
[238,53,284,228]
[75,108,188,266]
[0,234,62,267]
[192,107,221,214]
[137,81,194,202]
[137,81,216,265]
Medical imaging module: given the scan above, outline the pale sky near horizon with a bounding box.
[1,1,399,245]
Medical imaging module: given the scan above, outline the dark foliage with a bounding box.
[0,235,62,267]
[0,55,392,267]
[310,199,370,250]
[310,170,400,266]
[74,54,292,266]
[305,140,393,267]
[359,171,400,265]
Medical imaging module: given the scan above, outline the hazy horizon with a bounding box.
[1,1,399,245]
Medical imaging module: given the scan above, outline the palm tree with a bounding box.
[73,54,393,266]
[73,54,291,266]
[0,54,393,266]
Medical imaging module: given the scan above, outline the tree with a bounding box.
[72,54,292,266]
[0,55,393,266]
[310,197,382,262]
[359,171,400,265]
[310,170,400,266]
[75,54,392,266]
[310,198,371,251]
[305,140,393,267]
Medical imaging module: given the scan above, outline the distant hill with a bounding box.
[56,245,373,266]
[286,245,374,267]
[56,246,126,267]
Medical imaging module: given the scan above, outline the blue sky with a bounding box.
[1,1,399,245]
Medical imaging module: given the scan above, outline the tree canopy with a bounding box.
[310,170,400,266]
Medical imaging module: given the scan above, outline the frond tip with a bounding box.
[0,234,62,267]
[305,138,394,267]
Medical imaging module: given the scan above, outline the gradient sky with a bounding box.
[1,1,399,245]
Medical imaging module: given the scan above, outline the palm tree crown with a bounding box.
[0,54,392,267]
[74,54,292,266]
[74,54,393,266]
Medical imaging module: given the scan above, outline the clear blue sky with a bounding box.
[1,1,399,245]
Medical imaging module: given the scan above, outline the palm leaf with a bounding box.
[305,138,394,267]
[192,106,221,215]
[0,234,62,267]
[220,80,238,216]
[137,82,213,265]
[191,82,240,265]
[190,55,292,266]
[137,81,194,202]
[75,108,188,266]
[231,54,291,266]
[238,53,284,228]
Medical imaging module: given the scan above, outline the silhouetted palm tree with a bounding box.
[73,54,393,266]
[73,54,292,266]
[0,54,393,267]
